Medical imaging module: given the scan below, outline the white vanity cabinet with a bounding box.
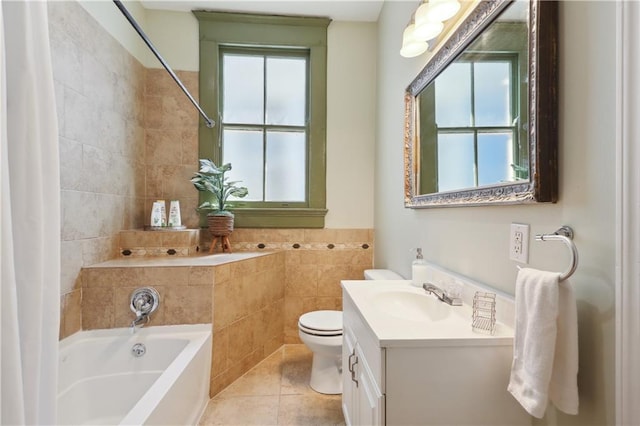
[341,282,531,426]
[342,297,385,426]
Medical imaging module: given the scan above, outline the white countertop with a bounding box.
[341,280,514,348]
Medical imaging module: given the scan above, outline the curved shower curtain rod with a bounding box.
[113,0,215,128]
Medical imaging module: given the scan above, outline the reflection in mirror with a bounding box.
[405,0,558,208]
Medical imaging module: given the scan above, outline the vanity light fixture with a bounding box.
[400,0,462,58]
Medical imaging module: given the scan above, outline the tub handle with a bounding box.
[130,287,160,316]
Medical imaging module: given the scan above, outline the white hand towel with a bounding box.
[507,267,579,418]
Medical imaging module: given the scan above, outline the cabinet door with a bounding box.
[342,328,358,426]
[356,345,384,426]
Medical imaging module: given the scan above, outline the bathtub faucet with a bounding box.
[129,287,160,333]
[130,313,150,333]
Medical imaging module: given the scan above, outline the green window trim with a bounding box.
[195,11,330,228]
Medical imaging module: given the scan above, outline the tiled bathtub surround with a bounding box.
[80,252,286,398]
[210,252,286,396]
[81,227,372,392]
[119,229,200,257]
[144,69,201,230]
[49,1,147,338]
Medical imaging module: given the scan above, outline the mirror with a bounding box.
[404,0,558,208]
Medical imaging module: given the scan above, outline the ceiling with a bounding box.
[139,0,386,22]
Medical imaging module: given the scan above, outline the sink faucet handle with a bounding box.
[423,282,462,306]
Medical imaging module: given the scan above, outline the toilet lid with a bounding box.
[299,310,342,332]
[298,323,342,337]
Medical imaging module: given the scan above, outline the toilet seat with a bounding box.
[298,310,342,336]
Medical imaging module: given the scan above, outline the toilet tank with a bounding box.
[364,269,403,280]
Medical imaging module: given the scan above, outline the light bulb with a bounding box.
[414,3,445,41]
[400,24,429,58]
[426,0,461,22]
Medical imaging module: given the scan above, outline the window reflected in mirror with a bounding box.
[415,12,529,195]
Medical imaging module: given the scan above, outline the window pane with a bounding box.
[265,131,306,201]
[266,57,306,126]
[435,62,472,127]
[223,54,264,124]
[437,133,475,192]
[222,129,264,201]
[478,132,513,186]
[474,61,511,127]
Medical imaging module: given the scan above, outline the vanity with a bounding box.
[341,279,530,426]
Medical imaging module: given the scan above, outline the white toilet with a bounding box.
[298,269,403,394]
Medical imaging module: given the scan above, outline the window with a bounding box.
[221,48,308,204]
[195,12,330,228]
[434,53,521,192]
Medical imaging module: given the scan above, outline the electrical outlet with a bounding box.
[510,223,530,263]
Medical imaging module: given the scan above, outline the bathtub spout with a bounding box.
[130,314,150,333]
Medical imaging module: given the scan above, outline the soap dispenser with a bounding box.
[412,248,429,287]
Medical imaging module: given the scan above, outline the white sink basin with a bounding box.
[341,280,514,346]
[369,289,451,322]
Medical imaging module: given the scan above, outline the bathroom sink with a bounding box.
[342,279,514,346]
[369,289,453,322]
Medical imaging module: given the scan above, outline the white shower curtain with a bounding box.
[1,1,61,424]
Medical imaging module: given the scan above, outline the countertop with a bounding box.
[341,279,514,348]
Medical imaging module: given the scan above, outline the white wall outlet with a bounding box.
[509,223,530,263]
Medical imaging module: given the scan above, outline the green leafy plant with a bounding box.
[191,159,248,216]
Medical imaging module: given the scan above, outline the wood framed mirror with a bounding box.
[404,0,558,208]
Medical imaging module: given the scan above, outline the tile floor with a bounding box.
[198,345,345,426]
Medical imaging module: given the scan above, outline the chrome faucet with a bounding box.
[423,283,462,306]
[129,287,160,333]
[130,314,150,333]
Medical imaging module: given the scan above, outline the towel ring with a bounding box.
[535,225,579,281]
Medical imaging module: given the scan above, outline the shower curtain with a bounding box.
[1,1,61,424]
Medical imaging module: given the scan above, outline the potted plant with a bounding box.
[191,159,248,248]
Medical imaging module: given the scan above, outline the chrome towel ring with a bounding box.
[535,225,579,281]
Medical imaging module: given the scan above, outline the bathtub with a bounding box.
[57,324,212,426]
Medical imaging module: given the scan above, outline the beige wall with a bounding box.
[375,1,616,425]
[326,22,377,228]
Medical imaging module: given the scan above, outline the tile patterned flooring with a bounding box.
[198,345,345,426]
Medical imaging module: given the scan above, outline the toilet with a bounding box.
[298,269,403,394]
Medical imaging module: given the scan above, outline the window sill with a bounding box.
[230,207,328,228]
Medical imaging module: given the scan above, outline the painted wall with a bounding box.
[78,0,152,67]
[375,1,615,425]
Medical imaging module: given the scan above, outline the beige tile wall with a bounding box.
[228,228,374,343]
[81,264,215,329]
[144,69,201,230]
[118,229,200,256]
[209,252,285,397]
[49,1,147,339]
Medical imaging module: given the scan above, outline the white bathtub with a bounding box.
[57,324,212,426]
